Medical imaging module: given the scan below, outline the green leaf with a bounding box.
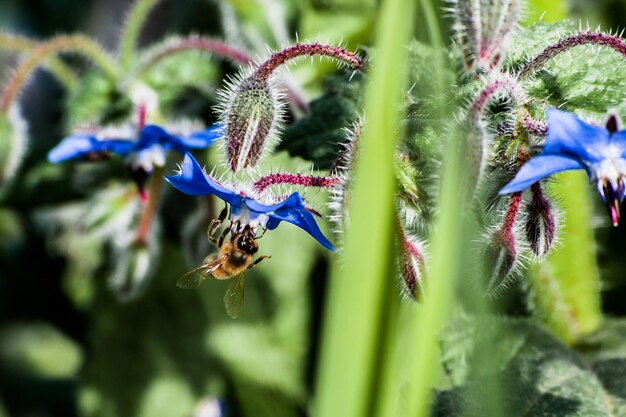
[279,72,364,168]
[507,22,626,115]
[64,71,132,127]
[436,318,626,417]
[142,50,221,118]
[0,323,83,378]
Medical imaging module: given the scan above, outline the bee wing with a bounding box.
[176,254,227,289]
[224,274,245,318]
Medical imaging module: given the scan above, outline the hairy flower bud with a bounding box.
[221,76,281,172]
[328,121,361,235]
[110,239,159,302]
[398,228,427,300]
[0,105,28,195]
[525,183,556,256]
[484,192,522,292]
[451,0,521,72]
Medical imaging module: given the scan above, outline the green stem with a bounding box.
[118,0,161,71]
[314,0,413,416]
[0,33,78,90]
[0,35,118,113]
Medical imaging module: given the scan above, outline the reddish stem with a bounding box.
[137,103,147,132]
[519,32,626,77]
[521,113,547,136]
[253,173,341,193]
[470,75,520,117]
[141,37,255,70]
[134,168,164,246]
[0,35,117,113]
[502,191,523,237]
[253,43,365,81]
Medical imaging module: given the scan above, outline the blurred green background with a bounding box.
[1,0,626,417]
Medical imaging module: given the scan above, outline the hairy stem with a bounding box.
[0,35,118,113]
[134,168,164,246]
[253,42,366,81]
[138,36,310,114]
[521,113,547,136]
[118,0,161,71]
[470,74,522,117]
[518,31,626,77]
[502,191,522,234]
[138,36,255,72]
[253,172,340,193]
[0,33,78,90]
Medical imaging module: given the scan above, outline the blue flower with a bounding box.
[48,122,221,199]
[49,123,221,167]
[165,153,335,251]
[500,108,626,225]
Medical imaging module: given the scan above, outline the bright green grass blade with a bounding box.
[314,0,415,416]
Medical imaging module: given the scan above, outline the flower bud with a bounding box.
[328,121,361,237]
[524,183,556,256]
[108,201,160,301]
[484,192,522,292]
[398,229,427,300]
[484,228,517,293]
[222,76,280,172]
[0,105,28,195]
[109,240,159,301]
[452,0,521,72]
[456,118,489,202]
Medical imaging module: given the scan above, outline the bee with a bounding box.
[177,210,270,318]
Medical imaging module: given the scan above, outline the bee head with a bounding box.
[234,226,259,254]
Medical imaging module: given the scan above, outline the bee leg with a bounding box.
[255,226,267,239]
[247,255,271,270]
[218,225,230,248]
[208,205,229,243]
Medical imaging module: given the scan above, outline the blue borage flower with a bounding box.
[500,108,626,226]
[48,122,221,199]
[165,153,335,251]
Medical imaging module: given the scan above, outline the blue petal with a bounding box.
[176,124,222,150]
[139,124,221,154]
[545,108,610,163]
[499,154,585,194]
[263,193,335,251]
[614,130,626,158]
[137,125,169,150]
[106,139,138,155]
[164,153,242,206]
[48,135,135,162]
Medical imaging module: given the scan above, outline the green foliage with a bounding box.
[65,72,132,127]
[4,1,626,416]
[279,72,364,168]
[0,106,27,195]
[141,50,221,118]
[437,318,626,417]
[507,22,626,116]
[0,323,82,378]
